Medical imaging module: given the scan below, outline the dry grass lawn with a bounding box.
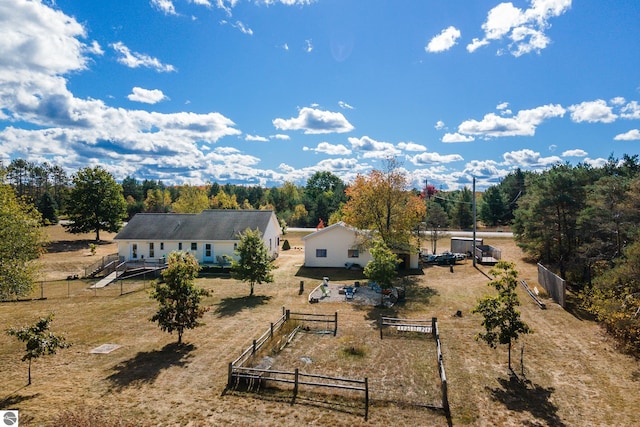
[1,225,639,426]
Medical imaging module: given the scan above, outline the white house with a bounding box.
[114,210,281,264]
[301,221,420,270]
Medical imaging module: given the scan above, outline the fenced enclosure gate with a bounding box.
[227,307,369,420]
[379,316,450,416]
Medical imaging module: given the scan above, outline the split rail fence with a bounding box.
[227,307,369,420]
[379,316,450,416]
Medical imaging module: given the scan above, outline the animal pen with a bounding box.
[379,316,450,416]
[226,307,370,420]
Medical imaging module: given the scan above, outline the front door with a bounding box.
[204,243,213,263]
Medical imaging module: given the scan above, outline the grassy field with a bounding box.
[1,226,639,426]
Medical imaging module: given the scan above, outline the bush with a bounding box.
[282,239,291,250]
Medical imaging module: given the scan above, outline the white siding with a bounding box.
[303,224,372,268]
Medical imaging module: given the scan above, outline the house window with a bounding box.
[132,244,138,259]
[191,242,197,251]
[178,242,183,250]
[149,243,155,258]
[160,242,164,250]
[234,243,238,250]
[348,249,359,258]
[316,249,327,258]
[205,244,212,258]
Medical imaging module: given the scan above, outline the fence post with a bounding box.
[270,322,274,339]
[379,316,384,340]
[333,312,338,336]
[299,280,304,295]
[432,317,437,339]
[285,309,290,321]
[292,368,299,403]
[227,362,233,389]
[252,339,257,354]
[364,377,369,421]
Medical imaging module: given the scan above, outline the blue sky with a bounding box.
[1,0,640,190]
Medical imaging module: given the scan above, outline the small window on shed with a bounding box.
[191,242,197,251]
[348,249,359,258]
[316,249,327,258]
[178,242,183,250]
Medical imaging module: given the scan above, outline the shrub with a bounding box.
[282,239,291,250]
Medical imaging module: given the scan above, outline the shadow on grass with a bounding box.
[486,372,565,427]
[564,293,597,322]
[0,391,40,409]
[106,342,195,390]
[213,295,272,317]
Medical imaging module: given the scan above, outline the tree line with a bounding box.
[485,155,640,356]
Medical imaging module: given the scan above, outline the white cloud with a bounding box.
[233,21,254,35]
[426,26,461,53]
[339,101,354,110]
[468,0,572,56]
[397,142,426,152]
[496,102,509,110]
[620,101,640,119]
[442,133,475,143]
[610,96,626,106]
[502,149,562,168]
[151,0,177,15]
[409,152,464,165]
[467,38,489,53]
[273,107,354,134]
[562,149,588,157]
[435,120,446,130]
[111,42,176,72]
[614,129,640,141]
[245,134,269,142]
[457,104,565,137]
[271,134,290,140]
[0,0,241,179]
[305,142,352,155]
[127,87,168,104]
[305,39,313,53]
[348,136,400,159]
[582,157,608,168]
[568,100,617,123]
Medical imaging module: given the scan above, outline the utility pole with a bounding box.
[472,176,477,267]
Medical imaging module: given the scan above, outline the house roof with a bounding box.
[301,221,356,241]
[114,210,277,241]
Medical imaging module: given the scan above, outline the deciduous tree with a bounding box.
[64,166,127,241]
[0,177,46,300]
[172,185,210,213]
[150,252,210,345]
[6,314,71,385]
[473,261,531,371]
[363,239,400,290]
[342,158,425,250]
[230,228,275,296]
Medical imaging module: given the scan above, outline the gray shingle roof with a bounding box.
[114,210,276,241]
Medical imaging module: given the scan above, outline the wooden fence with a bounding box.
[379,316,450,416]
[227,307,369,419]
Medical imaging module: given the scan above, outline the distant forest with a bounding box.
[2,155,640,355]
